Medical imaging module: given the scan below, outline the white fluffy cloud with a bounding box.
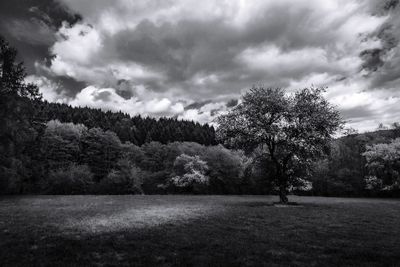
[179,102,228,125]
[69,85,185,117]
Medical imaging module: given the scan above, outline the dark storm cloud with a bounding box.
[0,0,81,90]
[0,0,80,53]
[360,48,384,72]
[0,0,90,107]
[5,18,55,46]
[359,0,400,90]
[117,8,317,75]
[108,18,238,83]
[226,99,238,108]
[185,100,212,110]
[100,5,348,99]
[114,80,135,100]
[381,0,399,12]
[93,90,112,102]
[56,76,87,97]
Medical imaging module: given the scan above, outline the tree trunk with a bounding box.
[279,185,288,204]
[268,151,289,204]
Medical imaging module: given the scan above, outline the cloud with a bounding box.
[69,85,185,117]
[226,99,238,108]
[0,0,81,73]
[25,75,69,102]
[184,100,212,110]
[328,83,400,131]
[178,102,228,125]
[359,1,400,90]
[6,18,56,45]
[48,0,384,89]
[3,0,400,131]
[52,23,102,65]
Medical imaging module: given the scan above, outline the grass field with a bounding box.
[0,195,399,266]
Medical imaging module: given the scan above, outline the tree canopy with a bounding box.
[217,86,343,203]
[0,36,41,193]
[363,138,400,191]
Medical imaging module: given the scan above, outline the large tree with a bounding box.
[217,87,342,203]
[0,36,41,193]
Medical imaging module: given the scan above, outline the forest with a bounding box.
[1,35,400,197]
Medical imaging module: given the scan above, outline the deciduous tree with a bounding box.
[0,36,41,193]
[363,138,400,191]
[217,86,342,203]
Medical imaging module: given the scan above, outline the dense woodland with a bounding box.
[34,101,217,146]
[1,36,400,197]
[311,128,400,197]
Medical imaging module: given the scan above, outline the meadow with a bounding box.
[0,195,399,266]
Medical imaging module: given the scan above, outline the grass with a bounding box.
[0,195,400,266]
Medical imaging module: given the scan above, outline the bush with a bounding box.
[170,154,209,193]
[43,164,94,194]
[0,158,24,194]
[203,145,250,194]
[141,170,169,194]
[98,158,144,194]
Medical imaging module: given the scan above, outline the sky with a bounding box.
[1,0,400,132]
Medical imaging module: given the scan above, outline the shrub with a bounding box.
[363,138,400,192]
[203,145,250,194]
[98,158,144,194]
[170,154,209,193]
[0,162,22,194]
[141,170,169,194]
[44,164,94,194]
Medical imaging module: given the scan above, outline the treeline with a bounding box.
[3,120,271,195]
[34,101,217,146]
[2,35,400,197]
[4,115,400,196]
[310,127,400,197]
[1,35,221,194]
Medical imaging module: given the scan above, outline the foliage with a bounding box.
[363,138,400,191]
[98,158,144,194]
[140,142,170,172]
[81,127,123,180]
[3,34,400,197]
[30,121,254,195]
[308,127,400,197]
[41,120,87,170]
[43,164,94,194]
[34,100,217,146]
[170,154,209,193]
[364,175,383,190]
[202,145,250,194]
[0,36,40,99]
[217,86,342,202]
[0,35,41,194]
